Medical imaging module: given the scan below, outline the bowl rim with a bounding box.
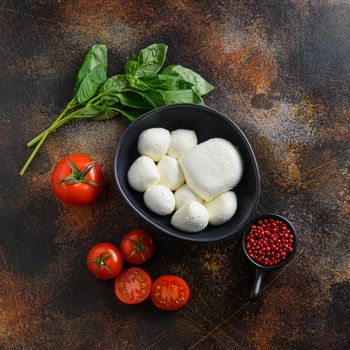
[241,213,298,269]
[114,103,261,242]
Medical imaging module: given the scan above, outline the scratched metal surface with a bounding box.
[0,0,349,349]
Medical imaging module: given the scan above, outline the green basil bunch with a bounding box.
[20,43,214,175]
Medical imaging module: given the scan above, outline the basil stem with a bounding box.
[27,97,78,147]
[20,101,77,175]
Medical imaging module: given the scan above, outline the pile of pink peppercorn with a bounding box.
[245,218,294,266]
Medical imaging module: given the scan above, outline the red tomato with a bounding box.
[87,242,123,280]
[151,275,190,311]
[120,229,154,265]
[114,267,152,304]
[51,154,104,206]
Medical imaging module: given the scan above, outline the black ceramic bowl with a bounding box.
[114,104,260,242]
[241,214,297,300]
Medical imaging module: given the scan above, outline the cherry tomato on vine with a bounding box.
[87,242,123,280]
[151,275,190,311]
[51,154,104,206]
[120,229,154,265]
[114,267,152,304]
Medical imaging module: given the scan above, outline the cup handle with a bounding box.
[250,269,266,301]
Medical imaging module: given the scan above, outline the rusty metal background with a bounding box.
[0,0,349,349]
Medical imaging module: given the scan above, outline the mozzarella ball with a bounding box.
[174,184,203,209]
[167,129,198,159]
[179,138,243,201]
[127,156,159,192]
[157,156,185,191]
[144,185,175,216]
[138,128,170,161]
[204,191,237,225]
[171,201,209,232]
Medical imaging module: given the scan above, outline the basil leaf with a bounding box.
[161,65,214,96]
[127,78,147,90]
[142,89,197,107]
[70,106,104,119]
[124,54,139,77]
[131,75,192,91]
[76,64,107,103]
[89,101,145,121]
[135,44,168,77]
[116,90,155,109]
[94,94,119,107]
[69,106,147,121]
[92,109,118,121]
[76,44,108,90]
[68,106,117,121]
[113,107,145,121]
[125,44,168,79]
[100,74,127,94]
[193,91,205,105]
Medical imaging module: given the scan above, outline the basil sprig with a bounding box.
[20,43,214,175]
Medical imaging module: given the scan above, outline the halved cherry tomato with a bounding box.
[51,154,104,206]
[114,267,152,304]
[87,242,123,280]
[151,275,190,311]
[120,229,154,265]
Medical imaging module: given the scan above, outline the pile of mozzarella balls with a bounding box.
[127,128,243,233]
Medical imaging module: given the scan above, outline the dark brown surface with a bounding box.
[0,1,349,349]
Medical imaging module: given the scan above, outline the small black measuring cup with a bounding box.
[241,213,297,300]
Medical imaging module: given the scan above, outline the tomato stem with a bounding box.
[87,252,112,274]
[57,159,100,187]
[128,234,147,261]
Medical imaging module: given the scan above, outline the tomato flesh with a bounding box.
[151,275,190,311]
[87,242,123,280]
[114,267,152,304]
[120,229,154,265]
[51,154,104,206]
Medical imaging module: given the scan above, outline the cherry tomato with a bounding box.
[114,267,152,304]
[151,275,190,311]
[51,154,104,206]
[87,242,123,280]
[120,229,154,265]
